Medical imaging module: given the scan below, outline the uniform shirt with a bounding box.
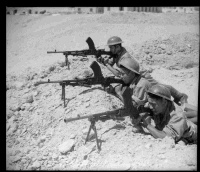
[129,77,152,107]
[162,110,197,143]
[113,47,138,73]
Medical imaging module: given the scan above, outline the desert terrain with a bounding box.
[6,8,198,170]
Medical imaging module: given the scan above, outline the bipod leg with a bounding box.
[92,123,101,151]
[85,118,101,151]
[65,55,70,70]
[85,121,93,144]
[61,83,66,107]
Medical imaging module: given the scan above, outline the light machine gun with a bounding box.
[47,37,112,68]
[64,108,127,151]
[34,61,128,107]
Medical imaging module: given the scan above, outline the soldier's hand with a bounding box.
[97,56,104,64]
[141,115,152,128]
[133,112,149,125]
[102,56,110,66]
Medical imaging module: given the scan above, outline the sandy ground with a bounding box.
[6,9,198,170]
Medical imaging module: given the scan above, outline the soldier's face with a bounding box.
[109,45,120,54]
[147,96,166,115]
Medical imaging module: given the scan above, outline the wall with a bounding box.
[74,7,97,13]
[162,7,198,13]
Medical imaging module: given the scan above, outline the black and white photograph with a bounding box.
[6,6,198,170]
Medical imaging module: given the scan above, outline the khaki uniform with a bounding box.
[110,47,187,118]
[160,111,197,143]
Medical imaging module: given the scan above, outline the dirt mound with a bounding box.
[136,32,199,70]
[97,11,199,25]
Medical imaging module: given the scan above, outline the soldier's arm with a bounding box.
[146,124,167,139]
[141,116,167,138]
[105,64,122,78]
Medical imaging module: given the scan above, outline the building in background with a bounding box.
[74,7,98,13]
[104,7,162,13]
[6,7,199,15]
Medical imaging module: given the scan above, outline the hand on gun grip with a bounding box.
[140,113,152,128]
[97,56,111,66]
[105,85,115,94]
[133,112,150,126]
[97,56,104,64]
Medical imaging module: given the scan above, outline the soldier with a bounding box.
[98,36,188,110]
[139,84,197,144]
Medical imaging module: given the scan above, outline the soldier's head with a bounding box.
[107,36,123,54]
[147,85,172,115]
[118,56,140,84]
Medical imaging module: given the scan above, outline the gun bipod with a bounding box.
[85,116,101,152]
[85,115,124,152]
[61,82,66,107]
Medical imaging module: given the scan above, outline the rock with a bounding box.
[157,154,166,160]
[59,62,66,67]
[52,153,59,160]
[69,134,76,139]
[43,151,49,156]
[21,103,31,111]
[11,156,22,163]
[58,139,75,154]
[48,66,56,72]
[11,123,18,133]
[40,73,48,78]
[144,49,150,54]
[159,44,166,50]
[179,48,185,52]
[25,95,34,103]
[33,91,38,97]
[31,161,41,170]
[186,159,195,166]
[10,105,21,112]
[7,109,14,119]
[145,143,152,149]
[37,135,46,145]
[167,51,172,55]
[14,81,24,90]
[85,102,90,108]
[187,73,193,78]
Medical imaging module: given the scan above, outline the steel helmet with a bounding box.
[119,56,140,75]
[107,36,123,46]
[147,85,172,101]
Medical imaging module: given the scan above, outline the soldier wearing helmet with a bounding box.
[97,36,189,123]
[98,36,188,106]
[98,36,130,78]
[138,84,197,144]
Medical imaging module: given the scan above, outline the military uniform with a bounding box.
[161,111,197,143]
[145,84,197,144]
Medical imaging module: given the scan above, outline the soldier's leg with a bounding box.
[120,86,140,119]
[107,84,140,118]
[161,84,188,105]
[183,111,197,125]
